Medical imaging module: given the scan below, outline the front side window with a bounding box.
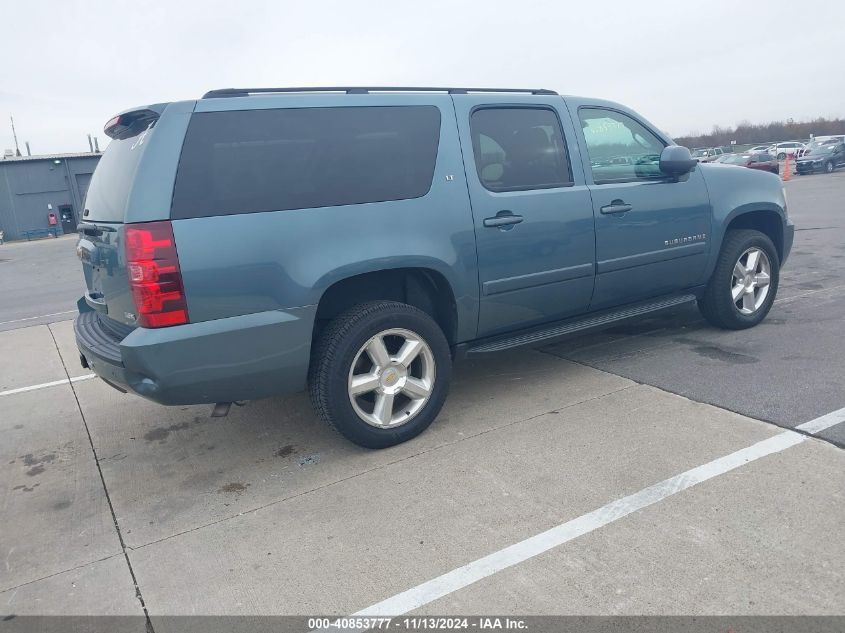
[470,107,572,192]
[578,108,667,184]
[172,106,441,218]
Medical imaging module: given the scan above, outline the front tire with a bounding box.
[777,152,786,160]
[826,161,835,174]
[308,301,451,448]
[698,229,779,330]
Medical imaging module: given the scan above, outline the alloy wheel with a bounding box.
[731,247,771,315]
[347,328,436,428]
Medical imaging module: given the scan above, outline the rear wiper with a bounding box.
[78,222,117,236]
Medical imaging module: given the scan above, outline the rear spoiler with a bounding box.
[103,103,168,140]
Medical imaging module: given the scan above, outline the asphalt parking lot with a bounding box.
[1,171,843,630]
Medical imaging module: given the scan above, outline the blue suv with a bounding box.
[75,87,794,447]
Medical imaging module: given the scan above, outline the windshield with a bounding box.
[692,149,708,157]
[806,143,838,155]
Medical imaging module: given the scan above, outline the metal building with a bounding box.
[0,152,101,242]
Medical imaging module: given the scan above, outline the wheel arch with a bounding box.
[724,208,785,263]
[313,266,460,346]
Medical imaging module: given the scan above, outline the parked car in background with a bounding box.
[692,147,724,162]
[795,140,813,157]
[73,86,793,448]
[721,152,779,174]
[691,149,709,162]
[747,145,772,154]
[768,142,805,160]
[795,140,845,174]
[810,135,845,146]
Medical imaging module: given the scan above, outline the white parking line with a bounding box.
[0,310,76,327]
[339,406,844,623]
[0,374,96,397]
[795,406,845,434]
[349,431,804,620]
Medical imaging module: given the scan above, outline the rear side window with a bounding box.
[171,106,441,218]
[470,107,572,191]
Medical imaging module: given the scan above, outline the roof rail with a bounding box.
[202,87,559,99]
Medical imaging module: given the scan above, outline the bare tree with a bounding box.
[675,117,845,148]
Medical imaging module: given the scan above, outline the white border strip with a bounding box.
[0,310,76,327]
[350,430,805,619]
[0,373,96,397]
[795,406,845,434]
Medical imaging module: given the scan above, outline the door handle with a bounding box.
[600,200,633,215]
[483,212,524,228]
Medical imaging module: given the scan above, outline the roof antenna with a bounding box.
[10,115,21,156]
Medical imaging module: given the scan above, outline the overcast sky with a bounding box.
[3,0,844,155]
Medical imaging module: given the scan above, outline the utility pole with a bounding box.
[10,115,21,156]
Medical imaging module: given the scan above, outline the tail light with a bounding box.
[124,221,189,328]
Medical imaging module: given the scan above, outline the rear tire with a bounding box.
[698,230,779,330]
[777,152,786,160]
[308,301,451,448]
[826,161,835,173]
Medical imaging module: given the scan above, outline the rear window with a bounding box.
[83,135,148,222]
[171,106,441,219]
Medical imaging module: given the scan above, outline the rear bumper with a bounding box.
[75,306,316,405]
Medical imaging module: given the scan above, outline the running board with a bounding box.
[465,294,697,356]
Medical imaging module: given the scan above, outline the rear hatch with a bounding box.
[77,108,161,329]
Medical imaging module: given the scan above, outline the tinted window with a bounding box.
[470,108,571,191]
[83,131,150,222]
[171,106,440,218]
[579,108,666,184]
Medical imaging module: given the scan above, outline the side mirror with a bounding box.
[660,145,697,177]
